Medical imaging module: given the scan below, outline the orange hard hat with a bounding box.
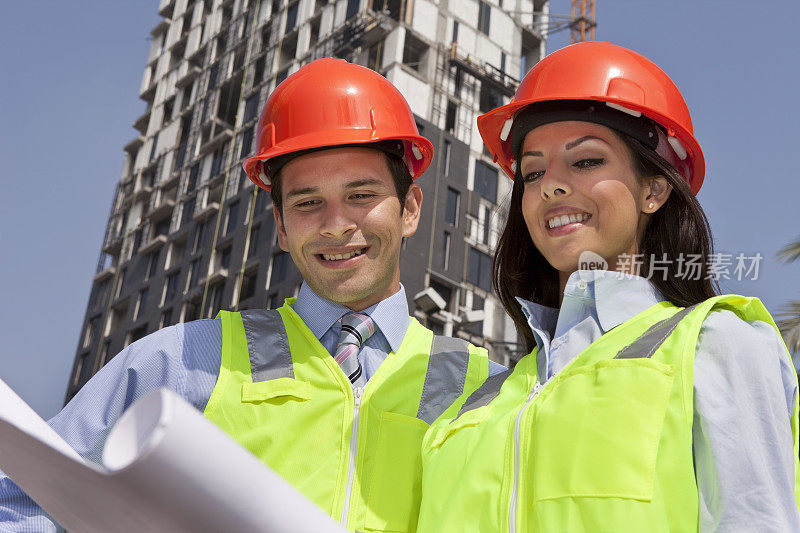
[477,41,705,194]
[243,58,433,191]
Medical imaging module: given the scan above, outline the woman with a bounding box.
[417,42,800,532]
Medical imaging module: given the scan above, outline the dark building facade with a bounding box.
[68,0,546,400]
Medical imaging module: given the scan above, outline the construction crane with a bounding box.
[520,0,596,43]
[444,0,596,103]
[570,0,596,43]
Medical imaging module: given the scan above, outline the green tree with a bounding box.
[777,236,800,355]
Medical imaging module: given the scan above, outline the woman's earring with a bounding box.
[648,202,655,209]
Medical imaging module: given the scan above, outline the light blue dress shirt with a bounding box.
[517,270,800,532]
[0,282,503,532]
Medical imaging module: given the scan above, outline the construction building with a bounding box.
[66,0,550,400]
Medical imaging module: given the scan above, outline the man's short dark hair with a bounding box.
[270,149,413,218]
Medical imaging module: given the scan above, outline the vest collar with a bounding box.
[517,270,665,347]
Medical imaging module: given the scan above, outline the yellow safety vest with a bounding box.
[204,299,489,532]
[418,295,800,532]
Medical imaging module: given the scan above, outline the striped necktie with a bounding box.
[334,312,377,386]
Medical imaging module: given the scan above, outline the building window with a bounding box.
[208,63,219,91]
[183,300,200,322]
[146,250,160,280]
[176,126,190,170]
[82,317,98,349]
[479,83,503,113]
[454,68,463,97]
[135,288,149,320]
[445,100,457,133]
[402,33,428,73]
[452,20,459,42]
[163,97,175,123]
[371,0,402,20]
[149,132,159,161]
[187,163,200,192]
[467,246,492,291]
[244,94,260,123]
[442,231,451,270]
[142,170,155,189]
[160,308,174,329]
[254,189,268,215]
[206,282,225,317]
[181,84,193,110]
[129,324,149,344]
[345,0,360,20]
[224,201,239,235]
[478,0,490,35]
[253,55,266,85]
[248,223,261,259]
[73,352,94,390]
[479,204,491,244]
[275,67,289,86]
[155,217,170,237]
[91,278,110,310]
[445,187,460,226]
[182,197,196,228]
[240,270,258,301]
[474,160,498,203]
[168,241,185,269]
[115,268,127,299]
[105,303,128,337]
[210,145,225,177]
[285,1,299,32]
[164,271,181,302]
[188,257,202,289]
[267,292,282,309]
[368,42,384,71]
[192,220,206,253]
[240,126,254,159]
[99,340,112,368]
[132,228,144,255]
[440,140,451,176]
[270,252,290,286]
[220,246,232,270]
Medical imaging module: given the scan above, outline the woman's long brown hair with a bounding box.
[492,133,719,353]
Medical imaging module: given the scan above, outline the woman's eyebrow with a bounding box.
[520,150,543,158]
[565,135,602,150]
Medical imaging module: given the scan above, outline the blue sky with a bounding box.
[1,1,799,419]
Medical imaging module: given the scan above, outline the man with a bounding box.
[0,59,501,532]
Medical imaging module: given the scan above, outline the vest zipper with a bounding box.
[509,380,542,533]
[340,385,362,528]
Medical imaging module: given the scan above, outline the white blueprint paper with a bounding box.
[0,379,344,533]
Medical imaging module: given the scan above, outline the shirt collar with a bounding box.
[292,282,410,353]
[517,270,665,339]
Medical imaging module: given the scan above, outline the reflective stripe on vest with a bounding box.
[455,368,515,419]
[417,336,471,424]
[614,304,698,359]
[240,309,472,424]
[241,309,294,381]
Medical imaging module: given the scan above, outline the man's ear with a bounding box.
[642,175,672,213]
[273,205,289,251]
[401,184,423,238]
